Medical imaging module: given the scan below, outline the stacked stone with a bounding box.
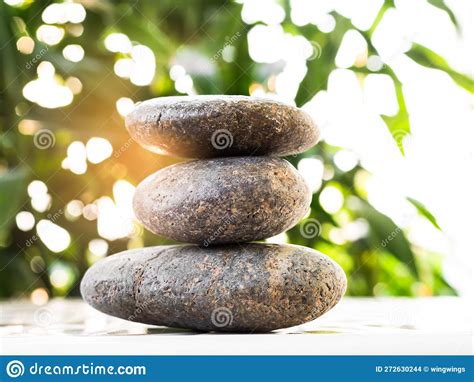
[81,96,346,332]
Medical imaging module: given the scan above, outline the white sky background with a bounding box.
[243,0,474,296]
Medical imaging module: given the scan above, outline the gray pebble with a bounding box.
[80,244,347,332]
[133,157,311,244]
[125,95,320,158]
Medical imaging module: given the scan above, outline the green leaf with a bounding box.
[368,0,394,35]
[0,167,28,241]
[381,72,410,155]
[407,197,442,230]
[359,26,412,156]
[351,65,411,156]
[294,16,352,106]
[0,1,25,109]
[427,0,459,29]
[406,43,474,92]
[355,199,419,278]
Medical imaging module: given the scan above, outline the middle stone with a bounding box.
[134,156,311,245]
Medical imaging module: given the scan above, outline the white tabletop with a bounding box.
[1,297,472,355]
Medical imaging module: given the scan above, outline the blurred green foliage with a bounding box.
[1,0,469,299]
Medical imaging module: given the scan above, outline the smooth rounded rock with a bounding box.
[80,244,347,332]
[125,95,320,158]
[133,157,311,245]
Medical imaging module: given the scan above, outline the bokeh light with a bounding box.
[30,288,49,306]
[130,45,156,86]
[23,62,74,109]
[63,141,87,175]
[37,220,71,253]
[66,200,84,221]
[16,36,35,54]
[297,157,324,193]
[36,25,65,46]
[116,97,135,117]
[65,76,83,94]
[28,180,52,213]
[104,33,132,53]
[319,185,345,214]
[86,137,113,164]
[42,2,86,24]
[88,238,109,258]
[49,263,75,290]
[62,44,85,62]
[15,211,35,231]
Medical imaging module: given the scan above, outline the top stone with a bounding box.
[125,95,320,158]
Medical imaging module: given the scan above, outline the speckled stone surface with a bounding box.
[80,244,347,332]
[125,95,320,158]
[133,157,311,245]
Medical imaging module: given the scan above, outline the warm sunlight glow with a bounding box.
[23,62,74,109]
[97,197,130,240]
[116,97,135,117]
[65,76,83,94]
[86,137,113,164]
[16,36,35,54]
[63,141,87,174]
[30,288,49,306]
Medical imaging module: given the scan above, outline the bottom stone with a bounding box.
[80,244,346,332]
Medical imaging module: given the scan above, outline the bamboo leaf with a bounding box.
[407,197,442,230]
[0,167,28,239]
[427,0,459,29]
[407,43,474,92]
[294,16,352,106]
[355,199,419,278]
